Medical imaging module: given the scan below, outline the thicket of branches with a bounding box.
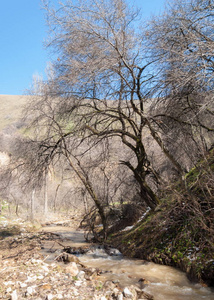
[4,0,213,238]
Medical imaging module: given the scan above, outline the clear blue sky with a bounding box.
[0,0,166,95]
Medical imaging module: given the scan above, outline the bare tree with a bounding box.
[34,0,189,210]
[145,0,214,171]
[20,0,214,228]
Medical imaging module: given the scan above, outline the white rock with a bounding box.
[27,286,35,295]
[74,280,82,287]
[100,297,107,300]
[6,287,12,293]
[117,293,124,300]
[4,281,14,286]
[123,287,133,298]
[46,294,53,300]
[37,275,44,280]
[25,275,37,283]
[77,270,85,280]
[11,290,18,300]
[56,294,63,299]
[19,282,27,288]
[65,262,79,276]
[41,265,50,273]
[31,258,43,265]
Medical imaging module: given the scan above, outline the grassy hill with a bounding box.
[0,95,29,131]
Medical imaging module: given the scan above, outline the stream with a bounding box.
[40,225,214,300]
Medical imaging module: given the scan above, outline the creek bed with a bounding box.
[40,225,214,300]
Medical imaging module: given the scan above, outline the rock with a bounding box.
[26,286,36,296]
[104,245,122,256]
[74,280,82,286]
[11,290,18,300]
[4,281,14,286]
[137,291,154,300]
[77,270,85,280]
[103,280,116,290]
[65,262,79,276]
[41,265,50,273]
[27,286,33,295]
[123,286,137,299]
[84,267,98,280]
[40,284,52,290]
[56,252,80,264]
[19,282,27,288]
[123,287,133,298]
[25,275,37,283]
[130,286,154,300]
[117,293,124,300]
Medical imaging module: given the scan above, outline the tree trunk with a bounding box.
[64,150,108,240]
[44,175,48,217]
[31,189,35,220]
[140,182,159,210]
[146,120,185,174]
[121,160,159,210]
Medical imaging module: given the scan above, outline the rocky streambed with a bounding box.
[40,224,214,300]
[0,219,214,300]
[0,220,153,300]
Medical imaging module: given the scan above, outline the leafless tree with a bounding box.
[17,0,214,236]
[145,0,214,170]
[33,0,191,211]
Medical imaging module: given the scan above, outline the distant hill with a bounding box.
[0,95,29,131]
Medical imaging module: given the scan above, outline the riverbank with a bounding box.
[108,150,214,287]
[1,216,214,299]
[0,218,155,300]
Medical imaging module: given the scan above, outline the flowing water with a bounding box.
[41,225,214,300]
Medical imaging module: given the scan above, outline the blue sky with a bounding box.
[0,0,166,95]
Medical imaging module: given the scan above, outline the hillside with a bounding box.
[109,149,214,286]
[0,95,29,131]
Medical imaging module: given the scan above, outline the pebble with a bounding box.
[4,281,14,286]
[6,287,12,293]
[26,286,35,295]
[123,287,133,298]
[11,290,18,300]
[19,282,27,288]
[77,270,85,280]
[117,293,123,300]
[65,262,79,276]
[74,280,82,286]
[41,265,50,273]
[25,275,37,283]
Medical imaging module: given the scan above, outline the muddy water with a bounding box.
[41,226,214,300]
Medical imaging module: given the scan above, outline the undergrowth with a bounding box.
[110,149,214,286]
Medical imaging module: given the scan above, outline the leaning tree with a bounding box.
[31,0,189,211]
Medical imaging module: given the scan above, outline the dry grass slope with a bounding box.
[0,95,30,131]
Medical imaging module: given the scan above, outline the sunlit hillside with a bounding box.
[0,95,29,131]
